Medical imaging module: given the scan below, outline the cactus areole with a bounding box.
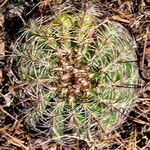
[14,8,138,140]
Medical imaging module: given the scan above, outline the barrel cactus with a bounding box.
[13,7,138,141]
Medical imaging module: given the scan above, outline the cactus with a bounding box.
[13,7,138,141]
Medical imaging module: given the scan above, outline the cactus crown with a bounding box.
[14,6,138,141]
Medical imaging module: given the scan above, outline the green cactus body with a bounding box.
[14,8,138,140]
